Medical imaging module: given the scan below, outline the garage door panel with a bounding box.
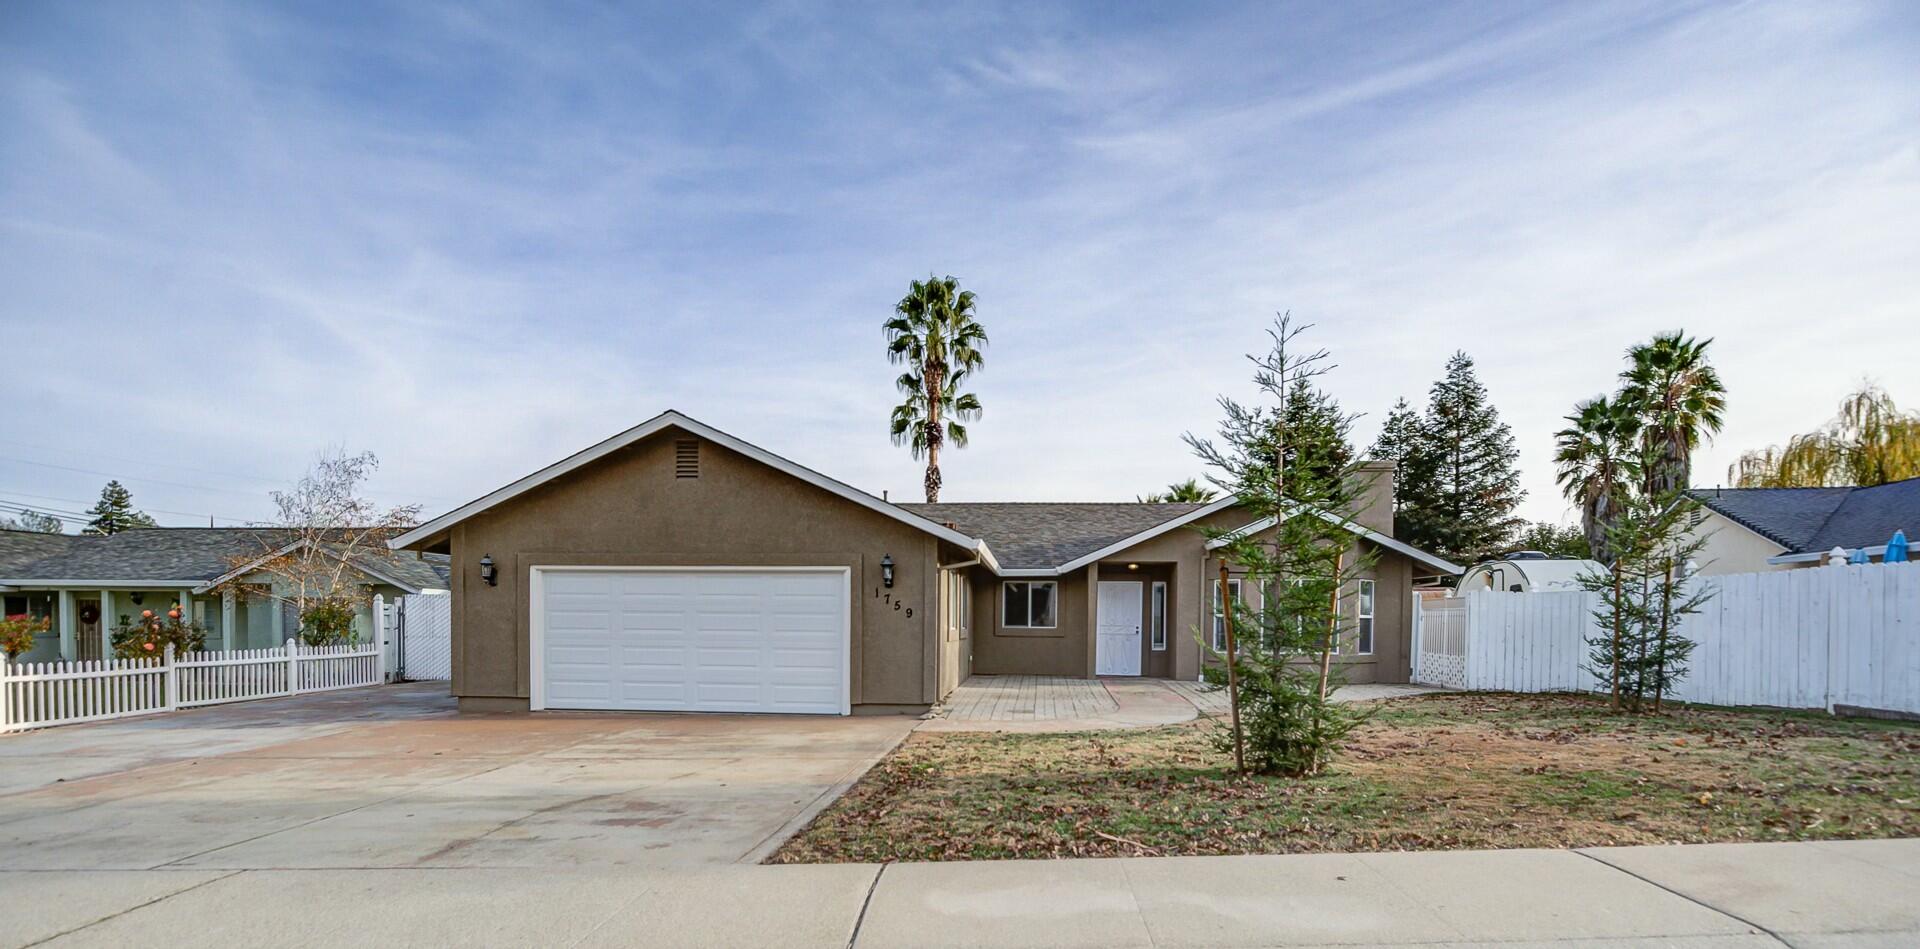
[539,568,848,714]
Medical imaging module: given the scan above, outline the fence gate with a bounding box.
[1415,596,1468,689]
[386,593,452,682]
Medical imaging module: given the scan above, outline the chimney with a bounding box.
[1353,460,1396,537]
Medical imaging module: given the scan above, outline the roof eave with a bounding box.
[1768,544,1889,565]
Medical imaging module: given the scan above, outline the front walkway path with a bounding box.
[9,838,1913,947]
[922,675,1441,733]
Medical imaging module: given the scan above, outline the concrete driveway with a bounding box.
[0,682,915,871]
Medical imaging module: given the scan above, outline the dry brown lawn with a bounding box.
[771,692,1920,863]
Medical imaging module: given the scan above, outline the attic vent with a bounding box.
[674,439,701,479]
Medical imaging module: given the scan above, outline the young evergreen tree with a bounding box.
[1185,314,1372,776]
[1399,352,1525,564]
[1579,490,1712,712]
[82,480,157,535]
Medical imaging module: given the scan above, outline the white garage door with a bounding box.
[535,568,849,715]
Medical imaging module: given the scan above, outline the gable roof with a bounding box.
[1204,509,1465,576]
[387,410,990,559]
[0,528,447,590]
[1690,477,1919,554]
[901,500,1221,571]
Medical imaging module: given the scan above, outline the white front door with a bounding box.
[1095,580,1143,676]
[535,567,850,714]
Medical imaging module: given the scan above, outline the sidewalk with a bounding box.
[8,838,1914,947]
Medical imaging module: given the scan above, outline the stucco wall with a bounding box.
[445,427,941,711]
[1690,510,1788,576]
[966,566,1092,677]
[955,507,1423,685]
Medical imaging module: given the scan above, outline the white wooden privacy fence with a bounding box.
[385,593,452,682]
[1415,561,1920,715]
[2,638,385,733]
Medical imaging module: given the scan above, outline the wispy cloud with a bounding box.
[1,0,1915,530]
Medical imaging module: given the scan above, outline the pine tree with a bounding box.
[1274,377,1356,501]
[1399,352,1525,564]
[1367,397,1438,540]
[82,480,157,535]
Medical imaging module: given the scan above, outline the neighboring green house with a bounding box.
[0,528,448,664]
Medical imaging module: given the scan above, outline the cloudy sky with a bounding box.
[2,0,1916,531]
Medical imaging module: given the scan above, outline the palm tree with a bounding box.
[885,275,987,502]
[1554,395,1641,565]
[1138,478,1218,503]
[1618,332,1726,498]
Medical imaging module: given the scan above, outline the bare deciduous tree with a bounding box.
[220,449,421,643]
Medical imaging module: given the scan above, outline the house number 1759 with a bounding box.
[874,588,913,617]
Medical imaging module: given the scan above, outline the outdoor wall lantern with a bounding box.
[880,554,895,588]
[479,554,497,587]
[130,592,146,605]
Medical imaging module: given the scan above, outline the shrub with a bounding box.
[111,604,207,660]
[299,598,359,646]
[1,613,50,659]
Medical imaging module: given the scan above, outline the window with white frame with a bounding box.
[948,573,971,640]
[1002,581,1057,629]
[1210,578,1241,651]
[1150,581,1167,651]
[1354,579,1375,655]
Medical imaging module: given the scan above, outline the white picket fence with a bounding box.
[1414,561,1920,715]
[2,638,385,733]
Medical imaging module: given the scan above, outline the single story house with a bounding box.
[390,411,1461,715]
[1687,477,1919,575]
[0,528,448,663]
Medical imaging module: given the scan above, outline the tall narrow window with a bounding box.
[1211,578,1241,652]
[1150,581,1167,651]
[1355,579,1375,655]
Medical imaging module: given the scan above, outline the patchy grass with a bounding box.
[769,692,1920,863]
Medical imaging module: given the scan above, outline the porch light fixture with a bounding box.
[130,592,146,605]
[1127,563,1139,571]
[479,554,497,587]
[880,554,895,588]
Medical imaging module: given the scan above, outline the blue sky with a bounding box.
[2,0,1917,530]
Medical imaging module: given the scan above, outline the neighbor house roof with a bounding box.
[0,528,447,591]
[1690,477,1919,556]
[901,501,1213,571]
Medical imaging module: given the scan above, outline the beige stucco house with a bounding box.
[390,411,1462,715]
[1687,478,1918,575]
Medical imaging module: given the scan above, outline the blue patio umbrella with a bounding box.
[1848,547,1870,565]
[1887,529,1910,563]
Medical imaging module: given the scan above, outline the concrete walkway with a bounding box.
[923,675,1440,733]
[8,839,1914,947]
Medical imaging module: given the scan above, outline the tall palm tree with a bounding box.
[1619,332,1726,498]
[885,275,987,502]
[1138,478,1218,503]
[1554,395,1641,565]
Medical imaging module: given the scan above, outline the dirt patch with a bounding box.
[770,692,1920,863]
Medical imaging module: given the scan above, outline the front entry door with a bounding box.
[1095,581,1143,676]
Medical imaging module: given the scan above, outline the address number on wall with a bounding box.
[873,588,913,617]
